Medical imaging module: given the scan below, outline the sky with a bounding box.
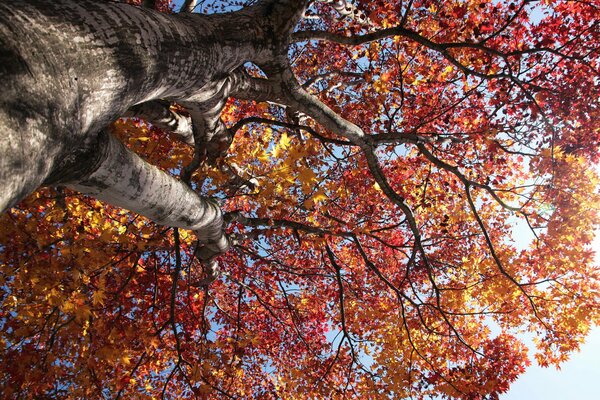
[503,327,600,399]
[502,229,600,399]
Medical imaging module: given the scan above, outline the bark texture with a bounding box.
[0,0,307,259]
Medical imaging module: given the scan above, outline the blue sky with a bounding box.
[504,327,600,399]
[503,229,600,399]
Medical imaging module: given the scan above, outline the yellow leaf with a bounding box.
[257,150,271,163]
[312,189,328,204]
[373,79,386,93]
[74,304,92,322]
[140,226,153,239]
[440,65,454,80]
[92,290,106,306]
[279,132,291,149]
[299,168,318,194]
[273,132,292,158]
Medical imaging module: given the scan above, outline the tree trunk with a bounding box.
[0,0,306,253]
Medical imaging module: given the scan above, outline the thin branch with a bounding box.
[230,116,351,146]
[463,185,545,324]
[416,143,521,212]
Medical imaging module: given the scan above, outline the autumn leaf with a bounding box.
[1,0,599,399]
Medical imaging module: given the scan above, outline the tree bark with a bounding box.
[0,0,307,255]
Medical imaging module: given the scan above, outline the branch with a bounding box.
[141,0,156,9]
[229,72,288,104]
[315,0,367,23]
[292,25,572,85]
[416,143,522,212]
[219,162,259,194]
[280,68,367,146]
[463,184,545,324]
[277,66,430,273]
[371,131,433,145]
[230,116,351,145]
[302,70,364,89]
[227,213,354,238]
[126,100,194,146]
[296,27,511,80]
[324,244,357,361]
[179,0,196,13]
[272,66,477,362]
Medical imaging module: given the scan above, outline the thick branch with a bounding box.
[141,0,156,9]
[179,0,196,13]
[280,68,367,146]
[126,101,194,146]
[64,131,229,254]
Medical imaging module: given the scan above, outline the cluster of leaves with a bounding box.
[1,0,599,398]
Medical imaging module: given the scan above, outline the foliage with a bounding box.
[1,0,599,398]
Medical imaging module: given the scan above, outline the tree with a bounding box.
[0,0,598,398]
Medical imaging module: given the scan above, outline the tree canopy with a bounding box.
[0,0,599,398]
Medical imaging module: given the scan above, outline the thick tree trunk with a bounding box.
[0,0,307,259]
[0,0,292,252]
[1,0,249,204]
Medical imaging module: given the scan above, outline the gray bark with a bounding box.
[125,100,195,145]
[0,0,308,260]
